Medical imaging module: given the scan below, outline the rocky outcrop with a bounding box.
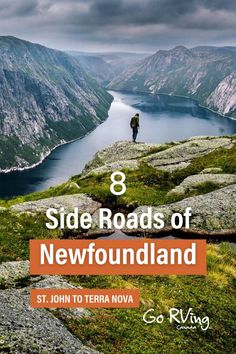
[0,261,97,354]
[0,260,30,287]
[8,136,236,237]
[167,174,236,197]
[141,136,234,171]
[1,135,235,352]
[83,140,159,174]
[83,136,235,174]
[128,184,236,236]
[81,136,236,236]
[200,167,223,174]
[0,36,112,171]
[82,159,139,177]
[10,194,101,214]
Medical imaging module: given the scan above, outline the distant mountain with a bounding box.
[108,45,236,117]
[0,36,113,171]
[68,53,114,85]
[68,51,149,85]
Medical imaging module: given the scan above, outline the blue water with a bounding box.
[1,91,236,198]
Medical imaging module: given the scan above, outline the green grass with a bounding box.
[72,164,173,209]
[71,144,236,208]
[61,243,236,354]
[0,210,61,262]
[1,141,235,210]
[0,181,80,208]
[167,181,224,204]
[0,142,235,262]
[138,142,177,158]
[0,139,235,353]
[170,144,236,186]
[186,181,221,195]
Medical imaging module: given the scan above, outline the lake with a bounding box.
[1,90,236,199]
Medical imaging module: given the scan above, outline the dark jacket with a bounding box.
[130,115,139,128]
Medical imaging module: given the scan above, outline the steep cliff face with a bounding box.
[206,73,236,115]
[0,36,113,171]
[108,46,236,117]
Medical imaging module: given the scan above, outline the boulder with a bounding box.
[200,167,223,174]
[82,137,235,176]
[167,174,236,197]
[30,276,90,321]
[142,137,234,171]
[129,184,236,235]
[82,140,161,174]
[0,262,97,354]
[10,194,101,214]
[82,159,139,177]
[0,290,96,354]
[0,261,30,287]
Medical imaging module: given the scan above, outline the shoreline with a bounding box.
[112,89,236,121]
[0,130,97,174]
[1,89,236,175]
[0,103,113,175]
[0,132,93,175]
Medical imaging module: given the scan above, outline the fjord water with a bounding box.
[1,91,236,198]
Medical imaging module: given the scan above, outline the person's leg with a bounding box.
[132,128,136,142]
[133,127,138,142]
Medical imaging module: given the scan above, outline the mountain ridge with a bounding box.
[0,36,113,171]
[108,45,236,117]
[68,50,149,85]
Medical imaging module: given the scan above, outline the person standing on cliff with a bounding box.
[130,113,140,142]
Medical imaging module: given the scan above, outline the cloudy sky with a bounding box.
[0,0,236,53]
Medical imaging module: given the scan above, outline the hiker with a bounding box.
[130,113,140,142]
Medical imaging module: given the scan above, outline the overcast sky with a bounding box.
[0,0,236,53]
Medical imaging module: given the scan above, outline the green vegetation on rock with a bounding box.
[0,136,235,261]
[64,243,236,354]
[0,135,235,354]
[72,142,236,208]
